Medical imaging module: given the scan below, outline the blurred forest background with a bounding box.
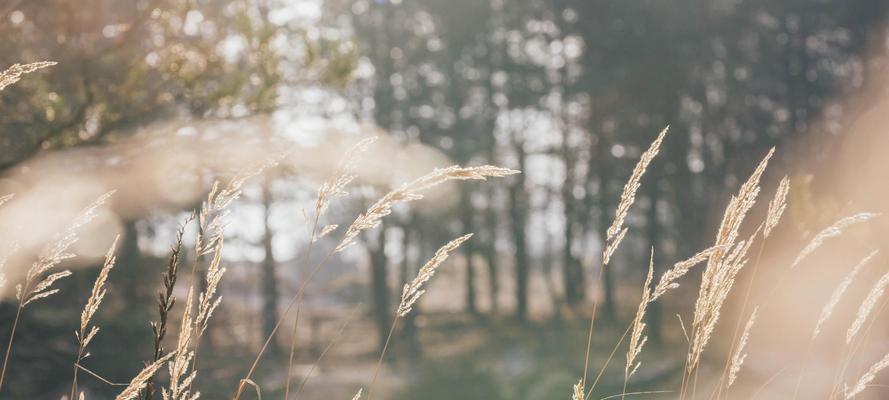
[3,0,889,399]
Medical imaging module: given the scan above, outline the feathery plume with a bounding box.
[847,267,889,344]
[626,252,654,378]
[845,351,889,399]
[0,194,13,208]
[688,148,773,371]
[728,307,758,387]
[0,61,56,91]
[397,234,473,317]
[764,176,790,238]
[164,288,197,400]
[195,238,225,335]
[813,250,879,339]
[143,215,192,400]
[16,191,114,307]
[196,160,277,257]
[791,213,880,269]
[650,245,722,302]
[70,236,119,400]
[313,224,339,243]
[78,236,119,344]
[115,352,177,400]
[336,166,517,252]
[603,126,668,265]
[351,388,364,400]
[572,379,584,400]
[316,137,378,218]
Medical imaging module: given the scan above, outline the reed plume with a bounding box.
[603,126,668,265]
[845,351,889,399]
[336,166,518,252]
[398,234,473,317]
[626,252,654,379]
[846,267,889,344]
[368,234,474,400]
[316,136,378,219]
[115,352,177,400]
[649,245,721,302]
[812,250,878,339]
[0,190,114,392]
[791,212,880,269]
[0,61,56,91]
[572,379,584,400]
[727,307,758,388]
[164,288,197,400]
[143,216,192,400]
[71,236,120,399]
[687,148,773,371]
[764,176,790,238]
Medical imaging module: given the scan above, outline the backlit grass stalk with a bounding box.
[581,127,668,391]
[70,236,119,400]
[235,165,515,400]
[0,190,113,393]
[366,234,473,400]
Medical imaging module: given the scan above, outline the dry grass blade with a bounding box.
[572,379,584,400]
[164,288,197,400]
[791,213,880,269]
[115,352,177,400]
[16,190,114,307]
[603,126,668,266]
[845,351,889,399]
[626,251,654,378]
[650,245,721,302]
[0,61,56,91]
[847,266,889,344]
[316,136,378,218]
[764,176,790,238]
[398,234,473,317]
[79,236,119,342]
[687,148,773,372]
[71,236,120,399]
[728,307,758,388]
[336,166,517,252]
[813,250,879,339]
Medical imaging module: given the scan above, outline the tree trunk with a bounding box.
[368,227,390,353]
[260,178,279,351]
[509,141,529,321]
[461,185,478,315]
[645,180,663,345]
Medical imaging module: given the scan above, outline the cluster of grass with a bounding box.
[2,61,889,400]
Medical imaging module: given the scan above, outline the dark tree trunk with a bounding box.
[368,227,390,353]
[461,186,478,315]
[260,179,279,351]
[509,141,529,321]
[645,180,663,345]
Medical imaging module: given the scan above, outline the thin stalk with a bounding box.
[294,305,360,398]
[367,316,400,400]
[0,298,24,392]
[587,323,633,400]
[582,265,606,388]
[714,240,767,400]
[283,305,302,400]
[234,245,337,400]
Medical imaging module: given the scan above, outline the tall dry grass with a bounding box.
[5,60,889,400]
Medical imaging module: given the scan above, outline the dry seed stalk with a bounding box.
[791,213,880,269]
[813,250,879,339]
[603,127,668,265]
[336,165,518,252]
